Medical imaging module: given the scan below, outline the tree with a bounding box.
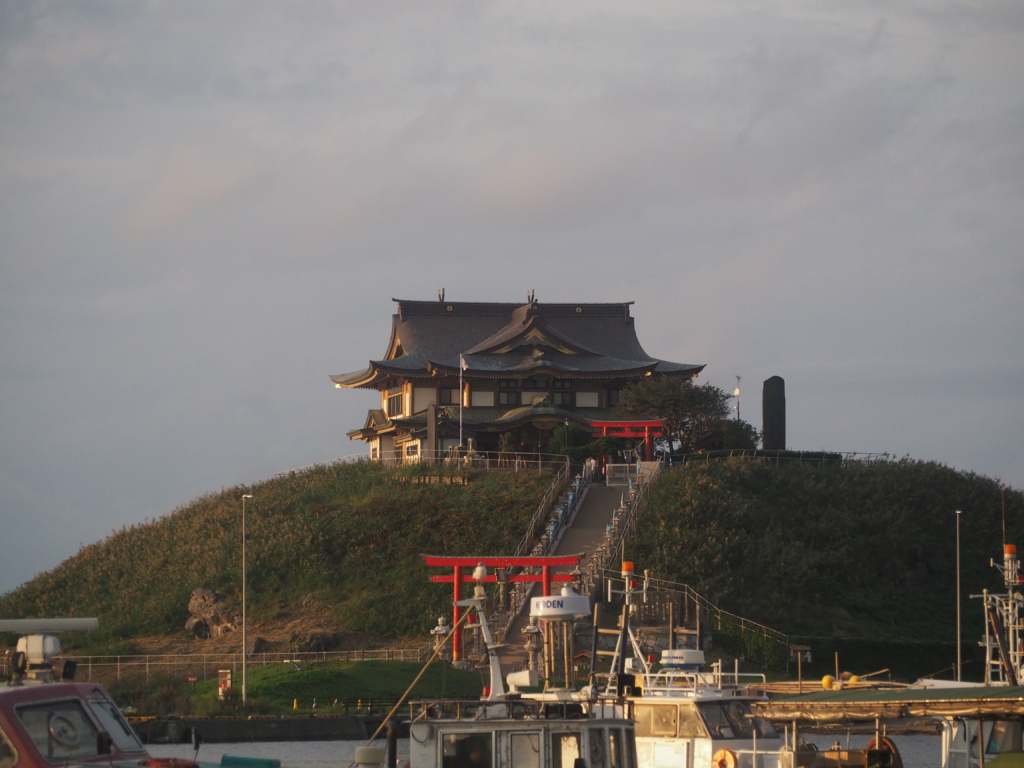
[616,377,754,454]
[548,423,624,462]
[696,418,763,451]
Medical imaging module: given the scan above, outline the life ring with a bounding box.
[138,759,200,768]
[867,736,904,768]
[712,748,738,768]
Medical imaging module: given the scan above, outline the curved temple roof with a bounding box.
[331,299,704,389]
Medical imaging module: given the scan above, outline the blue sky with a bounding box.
[1,0,1022,594]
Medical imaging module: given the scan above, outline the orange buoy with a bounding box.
[712,748,738,768]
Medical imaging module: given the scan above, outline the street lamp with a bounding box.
[733,376,741,421]
[956,509,962,681]
[241,494,253,704]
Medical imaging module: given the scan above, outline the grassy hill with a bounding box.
[630,457,1024,679]
[113,659,490,716]
[4,453,1021,683]
[0,462,555,652]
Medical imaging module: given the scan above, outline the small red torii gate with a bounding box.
[422,554,583,662]
[589,419,665,462]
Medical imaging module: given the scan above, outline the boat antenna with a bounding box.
[1002,482,1007,549]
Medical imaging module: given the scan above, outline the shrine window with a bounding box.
[386,387,404,417]
[523,376,550,390]
[553,380,572,390]
[552,392,573,407]
[439,388,460,405]
[606,389,622,406]
[498,391,520,406]
[498,379,518,389]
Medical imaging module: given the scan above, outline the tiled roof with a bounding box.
[331,299,703,388]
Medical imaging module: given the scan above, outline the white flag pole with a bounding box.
[459,354,464,448]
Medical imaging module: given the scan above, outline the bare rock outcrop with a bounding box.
[185,588,239,638]
[290,630,343,653]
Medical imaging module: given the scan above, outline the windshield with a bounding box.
[16,699,101,763]
[696,701,778,740]
[88,695,145,752]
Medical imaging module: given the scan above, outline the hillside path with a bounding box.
[498,483,622,670]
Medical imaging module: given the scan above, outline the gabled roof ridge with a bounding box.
[390,298,635,317]
[463,313,599,356]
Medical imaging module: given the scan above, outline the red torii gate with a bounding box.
[422,554,583,662]
[589,419,665,462]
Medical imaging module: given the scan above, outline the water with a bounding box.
[148,739,411,768]
[151,734,943,768]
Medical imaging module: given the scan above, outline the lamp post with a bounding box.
[956,509,962,682]
[241,494,253,704]
[733,375,741,421]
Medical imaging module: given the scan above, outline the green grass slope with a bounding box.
[0,462,554,650]
[630,458,1023,678]
[111,660,488,716]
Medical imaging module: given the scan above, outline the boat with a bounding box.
[621,648,785,768]
[354,565,640,768]
[755,544,1024,767]
[0,618,172,768]
[576,575,789,768]
[0,618,278,768]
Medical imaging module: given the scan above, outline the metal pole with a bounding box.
[459,355,464,448]
[242,494,253,704]
[957,510,962,681]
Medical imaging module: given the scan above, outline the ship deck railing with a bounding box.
[638,670,768,697]
[408,695,631,722]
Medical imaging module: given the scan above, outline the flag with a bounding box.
[460,355,468,371]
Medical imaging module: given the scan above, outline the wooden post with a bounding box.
[797,652,802,694]
[452,565,463,662]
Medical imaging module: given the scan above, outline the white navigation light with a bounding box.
[507,669,539,692]
[472,562,487,581]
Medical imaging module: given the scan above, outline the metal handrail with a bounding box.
[494,461,593,637]
[275,451,574,476]
[58,647,427,683]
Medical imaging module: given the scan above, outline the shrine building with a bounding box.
[331,295,705,461]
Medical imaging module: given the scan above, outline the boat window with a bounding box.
[0,725,19,768]
[677,703,708,738]
[608,728,625,768]
[697,702,738,740]
[722,701,755,739]
[589,728,606,768]
[551,732,580,768]
[16,698,101,763]
[442,731,492,768]
[88,695,145,752]
[510,732,541,768]
[634,704,677,737]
